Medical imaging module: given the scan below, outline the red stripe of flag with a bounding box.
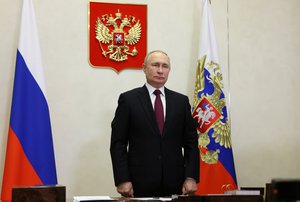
[1,127,43,199]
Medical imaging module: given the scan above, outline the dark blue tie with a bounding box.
[154,90,164,135]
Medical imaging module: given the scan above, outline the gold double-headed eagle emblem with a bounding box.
[95,9,142,62]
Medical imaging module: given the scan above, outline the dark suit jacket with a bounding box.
[110,85,199,197]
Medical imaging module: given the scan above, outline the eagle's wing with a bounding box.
[212,117,232,149]
[125,20,141,45]
[95,18,112,44]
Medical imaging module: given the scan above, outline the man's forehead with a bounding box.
[149,53,169,63]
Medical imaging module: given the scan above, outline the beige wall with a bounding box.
[0,0,299,199]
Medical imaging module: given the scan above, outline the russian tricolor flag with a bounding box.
[1,0,57,201]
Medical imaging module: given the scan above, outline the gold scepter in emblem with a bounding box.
[97,40,107,57]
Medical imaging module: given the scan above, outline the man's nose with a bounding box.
[157,66,163,73]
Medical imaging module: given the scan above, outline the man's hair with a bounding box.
[143,50,171,68]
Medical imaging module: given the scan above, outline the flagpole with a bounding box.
[226,0,232,128]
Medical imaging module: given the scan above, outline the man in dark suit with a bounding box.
[110,50,199,197]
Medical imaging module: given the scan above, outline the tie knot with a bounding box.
[154,89,161,96]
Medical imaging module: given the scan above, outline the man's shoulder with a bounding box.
[121,86,146,96]
[165,88,188,99]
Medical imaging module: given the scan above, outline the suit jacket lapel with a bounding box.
[137,85,160,134]
[164,88,175,136]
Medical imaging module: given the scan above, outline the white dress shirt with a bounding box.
[145,83,166,120]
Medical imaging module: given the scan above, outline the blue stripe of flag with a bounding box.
[10,50,57,184]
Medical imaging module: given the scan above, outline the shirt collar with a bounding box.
[145,83,165,96]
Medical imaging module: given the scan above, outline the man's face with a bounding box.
[143,52,170,88]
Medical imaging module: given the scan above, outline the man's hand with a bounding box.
[117,181,134,197]
[182,178,197,195]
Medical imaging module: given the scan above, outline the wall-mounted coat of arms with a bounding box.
[89,2,147,72]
